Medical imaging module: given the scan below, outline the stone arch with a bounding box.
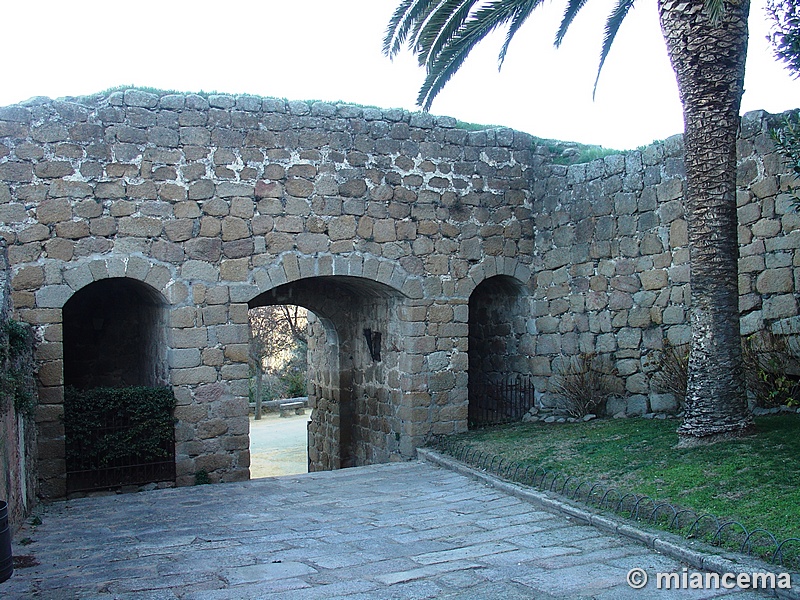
[251,252,422,300]
[464,257,532,299]
[59,277,172,495]
[62,277,170,389]
[467,274,534,427]
[249,275,408,471]
[58,256,182,306]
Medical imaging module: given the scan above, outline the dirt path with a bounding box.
[249,412,310,478]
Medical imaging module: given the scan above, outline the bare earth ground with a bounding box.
[249,412,310,478]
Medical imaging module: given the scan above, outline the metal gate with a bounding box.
[468,374,535,427]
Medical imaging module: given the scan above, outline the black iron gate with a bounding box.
[468,374,535,427]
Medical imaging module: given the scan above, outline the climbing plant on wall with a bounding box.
[0,319,35,417]
[63,386,176,486]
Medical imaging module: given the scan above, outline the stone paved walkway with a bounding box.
[3,459,774,599]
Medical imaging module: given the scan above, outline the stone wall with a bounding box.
[527,110,799,414]
[0,89,797,497]
[0,240,38,531]
[0,90,540,497]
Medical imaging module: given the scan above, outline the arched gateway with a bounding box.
[1,90,540,497]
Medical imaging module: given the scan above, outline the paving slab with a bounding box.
[2,460,781,599]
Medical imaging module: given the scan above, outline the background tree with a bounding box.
[249,305,308,419]
[767,0,800,76]
[385,0,753,440]
[767,0,800,188]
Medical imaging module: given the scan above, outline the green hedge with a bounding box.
[64,386,176,468]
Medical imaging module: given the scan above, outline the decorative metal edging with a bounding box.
[428,435,800,570]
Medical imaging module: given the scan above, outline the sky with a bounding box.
[3,0,799,150]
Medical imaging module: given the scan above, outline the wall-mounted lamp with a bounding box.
[363,328,382,362]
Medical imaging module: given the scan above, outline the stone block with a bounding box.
[296,233,329,254]
[215,324,249,344]
[37,360,64,387]
[763,294,797,320]
[36,198,72,224]
[181,260,219,281]
[172,366,218,385]
[224,344,250,363]
[625,373,649,395]
[118,216,163,237]
[626,394,649,415]
[756,268,793,294]
[169,348,202,369]
[220,258,249,281]
[36,285,72,308]
[172,327,208,348]
[650,393,678,413]
[13,265,44,290]
[640,269,668,290]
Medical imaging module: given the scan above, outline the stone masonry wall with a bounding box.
[527,110,800,414]
[0,89,797,497]
[0,90,540,497]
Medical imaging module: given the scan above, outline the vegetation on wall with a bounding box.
[771,112,800,202]
[63,386,176,468]
[0,319,35,417]
[532,137,622,165]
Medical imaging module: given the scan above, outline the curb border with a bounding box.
[417,447,799,599]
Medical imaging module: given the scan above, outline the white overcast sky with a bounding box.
[2,0,799,150]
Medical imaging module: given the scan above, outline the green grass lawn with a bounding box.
[441,414,800,560]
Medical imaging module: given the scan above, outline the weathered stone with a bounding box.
[756,268,793,294]
[37,199,72,224]
[220,258,249,281]
[639,270,668,290]
[54,221,90,239]
[221,216,250,241]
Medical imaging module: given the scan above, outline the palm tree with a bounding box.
[385,0,754,440]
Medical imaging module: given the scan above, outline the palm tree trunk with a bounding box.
[658,0,753,438]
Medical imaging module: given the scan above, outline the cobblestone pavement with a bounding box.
[3,459,774,599]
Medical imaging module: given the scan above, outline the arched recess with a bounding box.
[249,275,405,471]
[468,275,534,427]
[63,278,169,389]
[61,277,172,494]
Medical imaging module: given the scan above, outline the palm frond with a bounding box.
[417,0,477,68]
[417,0,537,109]
[383,0,438,58]
[499,0,545,67]
[594,0,635,98]
[555,0,590,47]
[704,0,725,23]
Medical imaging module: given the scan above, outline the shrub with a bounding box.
[652,334,800,409]
[63,386,176,468]
[281,367,306,398]
[550,353,616,418]
[651,339,689,408]
[770,113,800,207]
[742,332,800,408]
[0,319,36,417]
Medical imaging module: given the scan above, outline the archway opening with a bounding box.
[248,304,312,477]
[468,275,534,428]
[62,278,172,494]
[248,275,403,472]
